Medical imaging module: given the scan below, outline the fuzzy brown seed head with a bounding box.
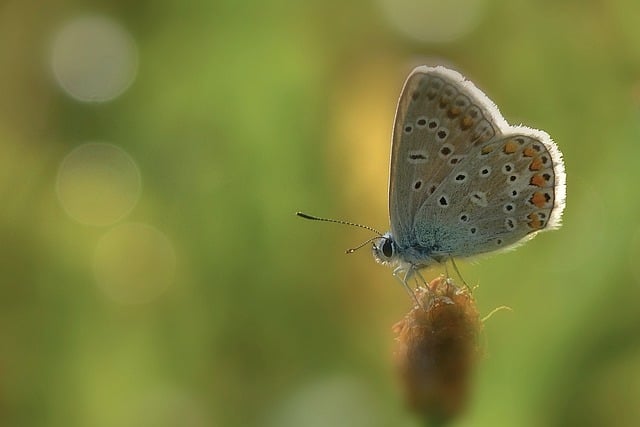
[393,277,482,424]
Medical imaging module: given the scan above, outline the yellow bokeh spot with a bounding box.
[56,142,141,226]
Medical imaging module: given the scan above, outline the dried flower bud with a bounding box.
[393,276,481,424]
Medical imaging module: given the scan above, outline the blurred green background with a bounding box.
[2,0,640,426]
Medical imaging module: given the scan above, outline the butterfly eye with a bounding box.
[382,239,394,258]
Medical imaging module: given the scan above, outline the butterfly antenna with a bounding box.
[345,236,381,254]
[296,212,383,236]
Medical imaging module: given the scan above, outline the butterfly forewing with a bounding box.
[389,66,507,247]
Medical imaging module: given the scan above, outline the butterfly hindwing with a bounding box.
[415,130,566,258]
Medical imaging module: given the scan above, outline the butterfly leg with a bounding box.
[414,268,429,287]
[413,268,437,307]
[433,254,454,285]
[450,258,470,290]
[392,266,420,307]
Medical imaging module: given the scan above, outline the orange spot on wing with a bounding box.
[530,174,545,187]
[481,145,494,155]
[529,157,543,171]
[529,192,547,208]
[527,213,543,230]
[460,115,474,130]
[503,140,518,154]
[448,107,461,118]
[523,147,536,157]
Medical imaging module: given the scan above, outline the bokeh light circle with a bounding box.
[93,223,176,304]
[50,14,138,102]
[377,0,486,43]
[56,142,141,226]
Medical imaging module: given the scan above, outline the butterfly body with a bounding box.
[375,66,566,281]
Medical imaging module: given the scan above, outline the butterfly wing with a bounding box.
[414,129,566,258]
[388,66,508,248]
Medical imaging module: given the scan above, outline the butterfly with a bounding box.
[300,66,566,296]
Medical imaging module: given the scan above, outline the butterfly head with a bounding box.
[372,232,399,266]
